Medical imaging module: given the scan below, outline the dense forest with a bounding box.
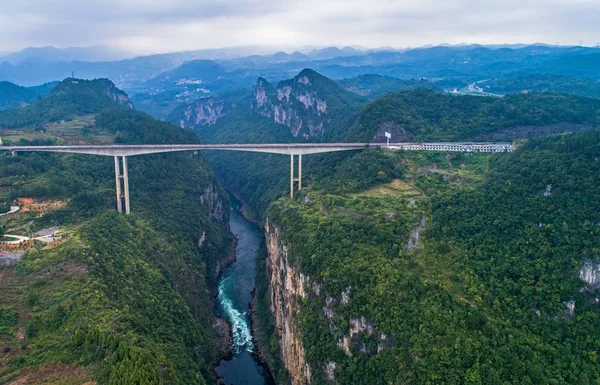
[347,89,600,142]
[338,74,438,100]
[0,81,57,111]
[0,79,234,384]
[265,130,600,384]
[484,74,600,99]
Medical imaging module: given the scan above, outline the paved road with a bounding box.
[2,235,30,245]
[0,142,515,157]
[1,229,61,245]
[0,206,20,217]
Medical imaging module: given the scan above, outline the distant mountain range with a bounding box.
[2,44,599,90]
[0,45,135,65]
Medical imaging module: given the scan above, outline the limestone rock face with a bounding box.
[251,72,330,139]
[265,218,312,385]
[102,81,134,108]
[178,97,227,128]
[200,182,225,220]
[580,260,600,289]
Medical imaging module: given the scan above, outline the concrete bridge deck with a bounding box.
[0,142,514,214]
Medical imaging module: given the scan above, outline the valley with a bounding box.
[0,44,599,385]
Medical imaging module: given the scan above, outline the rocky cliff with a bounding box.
[170,69,364,142]
[265,218,312,385]
[251,72,331,139]
[177,97,227,129]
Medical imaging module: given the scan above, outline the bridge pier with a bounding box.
[114,156,122,213]
[114,156,131,214]
[290,153,303,199]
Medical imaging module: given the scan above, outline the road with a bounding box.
[0,206,20,217]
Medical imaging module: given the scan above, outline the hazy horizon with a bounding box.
[1,0,599,56]
[0,41,596,63]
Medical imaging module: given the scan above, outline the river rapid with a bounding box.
[215,203,275,385]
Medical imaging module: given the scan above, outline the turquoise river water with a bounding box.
[215,205,275,385]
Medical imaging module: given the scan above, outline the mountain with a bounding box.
[0,78,133,129]
[0,81,57,110]
[2,45,134,65]
[169,69,365,143]
[3,44,600,92]
[0,79,233,384]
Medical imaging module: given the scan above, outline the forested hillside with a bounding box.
[0,78,133,129]
[0,81,57,110]
[0,79,234,384]
[263,131,600,384]
[484,75,600,99]
[339,75,437,99]
[347,90,600,142]
[198,85,600,219]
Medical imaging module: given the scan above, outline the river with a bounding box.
[215,203,275,385]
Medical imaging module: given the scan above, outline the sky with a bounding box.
[0,0,599,55]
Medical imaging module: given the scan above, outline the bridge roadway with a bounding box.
[0,142,513,214]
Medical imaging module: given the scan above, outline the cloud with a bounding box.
[0,0,598,54]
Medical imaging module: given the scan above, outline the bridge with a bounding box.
[1,142,513,214]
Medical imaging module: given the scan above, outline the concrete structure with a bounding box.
[1,142,513,213]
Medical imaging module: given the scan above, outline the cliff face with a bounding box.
[265,218,312,385]
[169,69,363,142]
[178,97,226,129]
[252,73,330,139]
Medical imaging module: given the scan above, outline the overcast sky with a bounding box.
[0,0,599,54]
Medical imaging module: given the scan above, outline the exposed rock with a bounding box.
[255,78,271,110]
[324,362,337,384]
[312,282,321,296]
[406,216,426,249]
[337,337,351,356]
[323,297,336,319]
[340,287,351,305]
[297,76,311,86]
[214,317,233,357]
[199,231,207,247]
[337,316,383,356]
[179,97,225,128]
[251,73,331,139]
[372,121,415,143]
[0,251,27,267]
[564,300,575,317]
[200,183,224,220]
[265,219,312,385]
[350,316,375,337]
[543,184,552,196]
[102,81,134,109]
[580,260,600,289]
